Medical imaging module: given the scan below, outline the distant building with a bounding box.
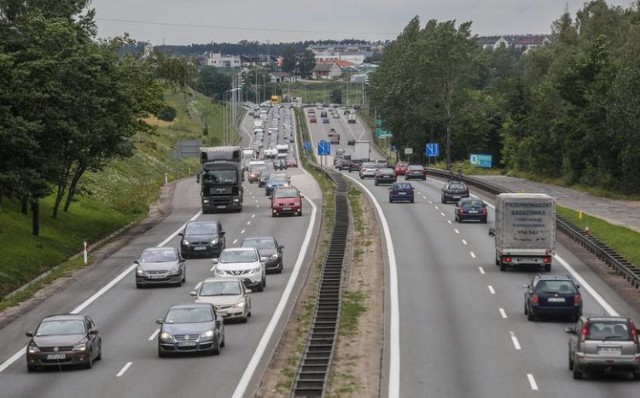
[311,63,342,80]
[200,52,241,68]
[308,43,382,65]
[476,35,550,51]
[269,72,301,83]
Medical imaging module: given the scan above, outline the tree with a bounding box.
[196,66,232,100]
[298,49,316,78]
[281,45,297,73]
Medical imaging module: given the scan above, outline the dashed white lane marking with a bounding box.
[499,308,507,319]
[510,331,521,350]
[232,239,238,244]
[257,205,260,208]
[148,329,160,341]
[251,214,255,218]
[440,212,446,217]
[116,362,133,377]
[241,229,245,234]
[428,200,433,204]
[247,221,251,225]
[488,285,496,294]
[435,206,440,210]
[462,239,468,245]
[470,252,476,258]
[454,229,460,234]
[527,374,539,391]
[478,267,485,274]
[447,220,452,224]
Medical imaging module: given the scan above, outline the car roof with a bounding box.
[143,246,176,252]
[378,168,394,172]
[168,303,213,310]
[584,316,631,322]
[242,236,276,242]
[535,273,574,281]
[222,247,257,253]
[42,314,85,322]
[201,277,241,284]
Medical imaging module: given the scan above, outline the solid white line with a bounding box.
[527,374,539,391]
[210,263,216,272]
[340,174,400,398]
[499,308,507,319]
[232,239,238,245]
[241,229,245,234]
[478,267,485,275]
[454,229,460,234]
[462,239,468,245]
[470,193,479,199]
[232,180,319,398]
[116,361,132,377]
[470,252,476,258]
[554,254,618,316]
[510,331,521,350]
[193,281,202,291]
[488,285,496,294]
[148,329,160,341]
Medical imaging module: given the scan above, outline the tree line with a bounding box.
[369,0,640,194]
[0,0,166,235]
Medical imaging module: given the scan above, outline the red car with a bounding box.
[248,166,266,183]
[286,158,298,168]
[404,165,427,180]
[309,117,317,123]
[271,186,303,217]
[394,161,409,176]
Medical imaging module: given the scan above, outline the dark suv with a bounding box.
[441,180,469,203]
[389,182,414,203]
[524,274,582,321]
[179,220,226,258]
[455,198,487,223]
[566,316,640,380]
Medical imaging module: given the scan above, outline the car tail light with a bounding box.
[573,294,582,306]
[530,294,539,305]
[504,256,512,263]
[581,321,589,342]
[543,256,552,264]
[630,321,638,344]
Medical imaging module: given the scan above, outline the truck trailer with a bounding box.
[489,193,556,272]
[198,146,243,213]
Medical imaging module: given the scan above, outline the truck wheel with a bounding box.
[573,367,583,380]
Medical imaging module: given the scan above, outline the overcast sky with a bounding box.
[90,0,635,45]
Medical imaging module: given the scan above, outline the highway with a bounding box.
[306,105,640,397]
[0,105,321,398]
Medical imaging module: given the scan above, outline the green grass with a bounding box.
[282,81,365,106]
[557,206,640,266]
[0,87,219,305]
[339,291,367,336]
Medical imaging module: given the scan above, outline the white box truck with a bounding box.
[489,193,556,272]
[353,140,370,162]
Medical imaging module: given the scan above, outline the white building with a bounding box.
[202,52,242,68]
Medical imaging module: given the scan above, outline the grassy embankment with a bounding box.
[0,88,221,309]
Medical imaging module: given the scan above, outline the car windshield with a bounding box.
[393,183,412,190]
[185,222,217,234]
[379,168,394,173]
[587,321,631,340]
[165,308,213,323]
[269,175,288,184]
[141,249,177,262]
[448,182,465,189]
[408,165,423,170]
[219,250,258,263]
[535,280,577,294]
[460,200,484,209]
[200,281,242,296]
[36,320,85,336]
[202,170,237,184]
[242,238,276,249]
[274,189,298,198]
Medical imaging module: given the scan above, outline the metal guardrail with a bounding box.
[426,167,640,288]
[292,171,349,397]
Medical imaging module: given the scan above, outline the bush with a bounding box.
[157,105,177,121]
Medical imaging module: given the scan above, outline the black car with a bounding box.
[26,314,102,371]
[374,168,397,185]
[156,303,225,357]
[524,274,582,321]
[441,180,469,203]
[258,168,270,187]
[404,165,427,180]
[389,182,414,203]
[179,220,226,258]
[454,198,488,223]
[241,236,284,273]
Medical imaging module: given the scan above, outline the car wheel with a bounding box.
[85,349,93,369]
[573,366,583,380]
[211,337,220,355]
[527,307,536,321]
[375,181,379,186]
[569,356,574,371]
[389,198,393,203]
[422,177,426,181]
[634,371,640,381]
[27,364,37,372]
[220,334,225,348]
[136,283,142,289]
[182,269,186,283]
[272,212,276,217]
[441,196,445,204]
[277,261,283,274]
[158,349,167,358]
[524,303,528,315]
[499,263,506,272]
[257,282,264,292]
[410,199,414,203]
[95,341,102,361]
[298,211,302,217]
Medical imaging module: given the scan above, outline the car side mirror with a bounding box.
[155,319,163,325]
[89,329,99,335]
[190,291,197,297]
[565,327,576,334]
[576,284,580,289]
[279,245,284,250]
[246,289,252,294]
[25,332,34,337]
[220,231,225,236]
[261,256,268,262]
[212,259,218,264]
[488,227,496,237]
[134,260,140,265]
[522,284,529,288]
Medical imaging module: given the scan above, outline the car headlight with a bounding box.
[200,330,214,340]
[251,266,262,274]
[234,302,245,308]
[214,267,224,275]
[72,343,87,351]
[160,332,172,342]
[182,239,190,245]
[203,199,210,204]
[211,238,218,245]
[136,266,145,276]
[28,344,40,354]
[169,266,181,275]
[270,254,279,260]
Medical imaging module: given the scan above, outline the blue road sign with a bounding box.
[318,140,331,156]
[303,141,312,151]
[426,143,439,157]
[470,154,493,168]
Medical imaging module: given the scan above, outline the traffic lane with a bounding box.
[407,176,640,394]
[0,178,313,397]
[0,177,202,367]
[356,177,540,397]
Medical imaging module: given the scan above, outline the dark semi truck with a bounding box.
[198,146,243,213]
